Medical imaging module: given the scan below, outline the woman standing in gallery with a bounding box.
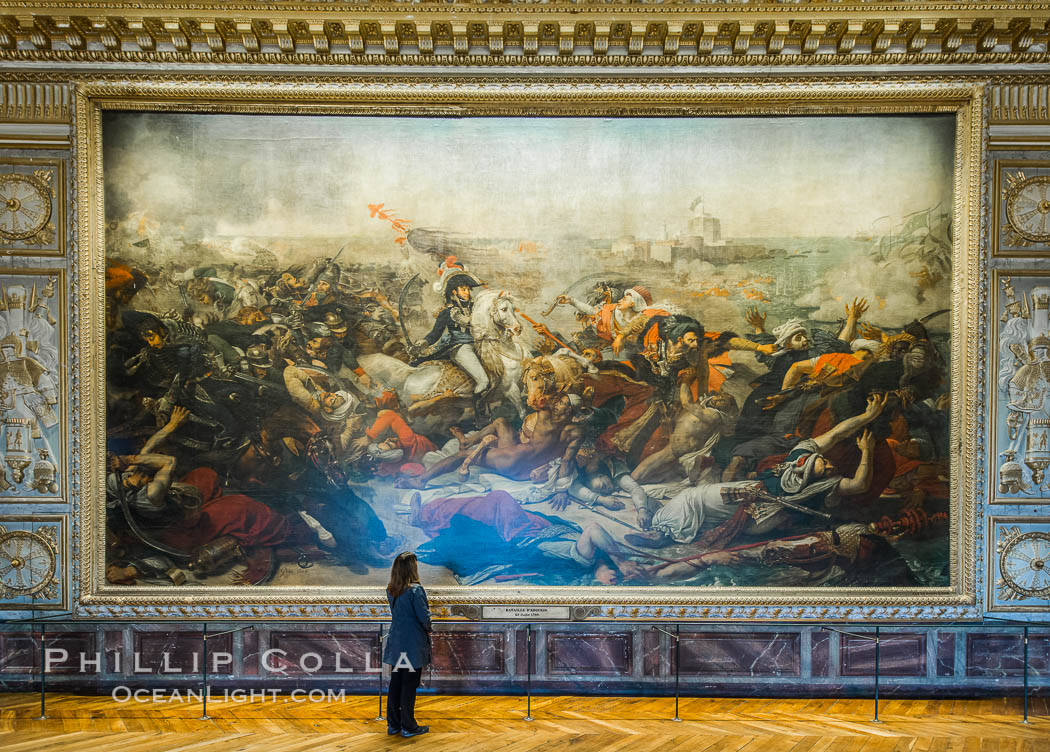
[383,551,432,738]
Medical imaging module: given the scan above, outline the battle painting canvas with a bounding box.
[102,113,955,592]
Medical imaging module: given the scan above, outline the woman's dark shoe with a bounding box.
[387,726,402,736]
[401,725,430,738]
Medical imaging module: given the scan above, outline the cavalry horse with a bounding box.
[358,288,532,419]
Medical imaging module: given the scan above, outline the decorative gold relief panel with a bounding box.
[0,3,1047,67]
[0,158,63,255]
[0,515,64,610]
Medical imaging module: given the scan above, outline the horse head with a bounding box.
[473,288,523,341]
[521,356,557,409]
[490,289,523,339]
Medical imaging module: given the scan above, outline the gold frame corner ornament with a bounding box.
[75,77,983,619]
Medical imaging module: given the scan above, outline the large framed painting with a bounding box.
[76,80,982,619]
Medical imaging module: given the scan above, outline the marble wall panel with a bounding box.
[0,631,94,674]
[840,633,926,677]
[514,629,530,677]
[132,631,232,675]
[936,632,956,677]
[811,632,831,677]
[547,632,632,676]
[674,632,800,677]
[431,631,504,675]
[266,631,378,676]
[104,630,121,673]
[966,633,1050,677]
[642,629,661,677]
[242,628,259,676]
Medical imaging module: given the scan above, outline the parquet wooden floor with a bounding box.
[0,693,1046,751]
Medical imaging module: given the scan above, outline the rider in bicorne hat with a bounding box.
[409,270,489,396]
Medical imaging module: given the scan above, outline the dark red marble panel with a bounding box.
[936,632,955,677]
[674,633,800,677]
[514,629,533,677]
[105,631,123,673]
[811,631,830,677]
[547,632,632,676]
[132,631,232,675]
[0,632,97,674]
[966,634,1050,678]
[642,629,661,677]
[242,628,259,676]
[266,631,378,676]
[841,633,926,677]
[431,632,504,674]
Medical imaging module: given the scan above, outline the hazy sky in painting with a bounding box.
[103,112,955,241]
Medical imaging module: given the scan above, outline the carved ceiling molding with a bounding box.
[0,3,1048,66]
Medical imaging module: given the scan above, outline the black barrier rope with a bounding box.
[200,624,253,722]
[652,625,681,722]
[821,625,882,723]
[4,616,1047,725]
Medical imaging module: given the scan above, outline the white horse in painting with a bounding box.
[359,288,532,418]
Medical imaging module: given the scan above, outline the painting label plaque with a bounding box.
[483,605,570,621]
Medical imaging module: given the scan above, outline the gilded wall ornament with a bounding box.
[997,527,1050,600]
[0,523,58,599]
[0,170,54,246]
[1003,170,1050,246]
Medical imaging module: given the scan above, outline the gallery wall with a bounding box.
[0,3,1048,696]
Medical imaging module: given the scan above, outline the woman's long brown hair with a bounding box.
[387,551,421,600]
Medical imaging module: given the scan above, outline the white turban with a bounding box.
[622,288,646,311]
[779,450,821,495]
[319,390,359,423]
[772,318,808,349]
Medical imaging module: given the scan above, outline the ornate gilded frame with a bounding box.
[73,77,983,621]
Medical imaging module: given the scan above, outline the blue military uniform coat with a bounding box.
[383,583,432,671]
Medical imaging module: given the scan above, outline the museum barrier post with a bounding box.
[822,626,880,723]
[875,626,881,724]
[1024,625,1029,725]
[674,623,681,722]
[984,616,1050,723]
[199,624,253,722]
[36,622,46,720]
[201,623,209,720]
[652,624,681,721]
[376,624,385,722]
[524,624,533,722]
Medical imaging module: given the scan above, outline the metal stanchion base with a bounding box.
[200,715,212,721]
[1022,719,1032,725]
[34,715,47,720]
[375,715,385,721]
[672,717,682,723]
[523,716,533,722]
[871,719,882,724]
